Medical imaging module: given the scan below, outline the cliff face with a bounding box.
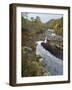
[41,42,63,60]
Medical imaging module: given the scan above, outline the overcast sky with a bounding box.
[22,12,63,23]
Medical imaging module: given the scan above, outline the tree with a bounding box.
[31,17,34,22]
[22,12,28,19]
[35,16,41,23]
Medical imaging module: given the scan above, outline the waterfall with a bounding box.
[44,36,48,43]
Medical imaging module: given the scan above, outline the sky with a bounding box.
[22,12,63,23]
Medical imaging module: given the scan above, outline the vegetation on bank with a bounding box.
[21,13,63,77]
[22,47,48,77]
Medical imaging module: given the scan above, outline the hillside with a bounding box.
[46,18,63,36]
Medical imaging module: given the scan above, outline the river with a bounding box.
[36,41,63,75]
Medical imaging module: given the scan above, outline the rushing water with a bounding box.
[36,41,63,75]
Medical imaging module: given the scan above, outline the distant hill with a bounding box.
[46,19,55,24]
